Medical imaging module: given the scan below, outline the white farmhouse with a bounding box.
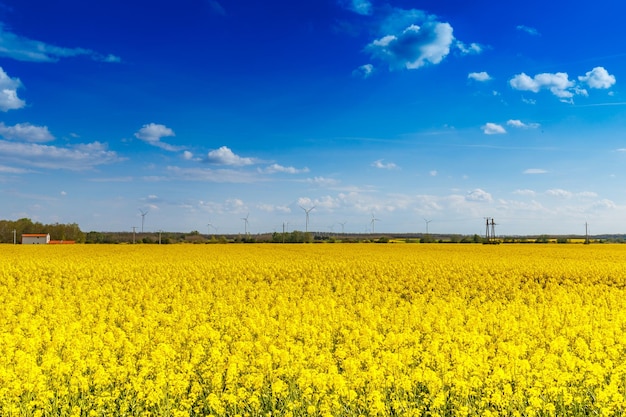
[21,233,51,244]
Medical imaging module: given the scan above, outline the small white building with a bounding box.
[22,233,50,244]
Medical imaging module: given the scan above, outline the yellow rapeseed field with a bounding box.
[1,243,626,416]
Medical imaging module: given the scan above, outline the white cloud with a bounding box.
[341,0,372,15]
[206,146,256,166]
[545,189,598,199]
[456,41,482,55]
[0,67,25,111]
[511,67,616,101]
[306,177,339,187]
[545,188,572,198]
[134,123,182,152]
[468,71,491,82]
[262,163,309,174]
[466,188,493,202]
[506,119,540,129]
[523,168,547,174]
[578,67,616,89]
[372,159,398,169]
[0,140,121,170]
[352,64,374,79]
[182,151,194,160]
[513,189,536,196]
[482,123,506,135]
[516,25,539,36]
[0,23,120,63]
[166,165,260,182]
[510,72,575,99]
[592,199,617,209]
[0,122,54,142]
[257,203,291,214]
[365,8,479,71]
[429,170,437,176]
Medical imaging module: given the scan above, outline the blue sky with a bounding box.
[0,0,625,236]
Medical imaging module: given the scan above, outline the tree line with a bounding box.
[0,218,85,243]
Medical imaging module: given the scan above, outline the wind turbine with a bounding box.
[207,220,217,236]
[424,218,432,235]
[241,213,249,235]
[339,221,347,234]
[300,205,315,232]
[139,209,148,233]
[370,213,380,233]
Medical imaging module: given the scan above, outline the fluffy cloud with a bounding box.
[367,22,453,70]
[506,119,540,129]
[0,140,120,170]
[468,71,491,82]
[0,67,25,111]
[134,123,182,151]
[456,41,482,55]
[578,67,616,89]
[510,67,616,101]
[545,189,598,199]
[257,203,291,213]
[341,0,372,15]
[372,159,398,169]
[365,9,479,71]
[482,123,506,135]
[306,177,339,187]
[206,146,256,166]
[510,72,575,98]
[466,188,493,202]
[513,189,536,197]
[0,23,120,63]
[0,122,54,142]
[352,64,374,79]
[545,188,572,198]
[261,163,309,174]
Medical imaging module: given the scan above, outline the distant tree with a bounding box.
[0,218,84,243]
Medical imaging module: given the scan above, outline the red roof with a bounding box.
[22,233,49,237]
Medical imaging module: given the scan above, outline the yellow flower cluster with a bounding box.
[1,243,626,416]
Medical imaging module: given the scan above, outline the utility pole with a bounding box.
[484,217,497,244]
[13,229,16,245]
